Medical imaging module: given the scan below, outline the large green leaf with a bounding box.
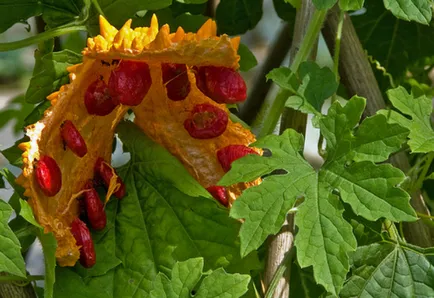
[219,96,415,295]
[0,200,26,277]
[341,242,434,297]
[0,0,87,33]
[215,0,263,35]
[150,258,250,298]
[26,49,82,104]
[312,0,338,9]
[352,0,434,89]
[383,0,432,24]
[379,86,434,153]
[54,121,258,297]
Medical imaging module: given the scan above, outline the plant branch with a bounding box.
[322,5,434,247]
[239,23,293,124]
[263,2,321,298]
[91,0,105,16]
[0,25,88,52]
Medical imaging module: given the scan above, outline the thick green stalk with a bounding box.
[0,26,87,52]
[258,9,327,137]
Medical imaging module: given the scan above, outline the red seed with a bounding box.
[71,218,96,268]
[83,182,106,231]
[217,145,259,172]
[183,104,228,139]
[34,156,62,197]
[195,66,246,104]
[161,63,191,101]
[85,79,118,116]
[108,60,152,106]
[60,120,87,157]
[206,186,228,207]
[94,158,126,199]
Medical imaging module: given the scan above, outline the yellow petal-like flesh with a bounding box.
[17,16,259,266]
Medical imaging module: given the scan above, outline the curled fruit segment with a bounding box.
[195,66,246,104]
[85,79,118,116]
[71,218,96,268]
[217,145,259,172]
[95,158,126,199]
[184,103,228,139]
[34,156,62,197]
[108,60,152,106]
[83,183,106,231]
[206,186,228,207]
[60,120,87,157]
[161,63,191,101]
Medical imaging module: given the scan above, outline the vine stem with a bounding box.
[264,249,294,298]
[331,8,344,103]
[91,0,105,16]
[411,152,434,193]
[0,25,87,52]
[258,8,327,138]
[0,276,44,282]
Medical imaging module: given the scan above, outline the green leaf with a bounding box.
[267,62,338,115]
[215,0,263,35]
[150,258,250,298]
[273,0,297,22]
[290,262,326,297]
[238,43,258,72]
[0,200,26,277]
[1,137,28,168]
[383,0,432,24]
[174,13,208,32]
[26,49,82,104]
[24,100,51,126]
[312,0,338,10]
[0,0,85,33]
[352,114,409,162]
[341,242,434,297]
[339,0,365,10]
[19,199,41,228]
[383,86,434,153]
[54,121,258,297]
[8,216,37,253]
[0,168,25,199]
[352,0,434,90]
[220,96,415,294]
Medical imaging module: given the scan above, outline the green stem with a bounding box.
[0,275,44,282]
[91,0,105,16]
[0,25,88,52]
[264,249,293,298]
[411,152,434,193]
[331,9,344,103]
[417,212,434,220]
[384,219,400,242]
[258,9,327,137]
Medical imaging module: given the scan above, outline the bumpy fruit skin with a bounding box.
[195,66,246,104]
[34,156,62,197]
[217,145,259,172]
[17,15,261,267]
[108,60,152,106]
[161,63,191,101]
[83,183,106,230]
[206,186,228,207]
[184,104,228,139]
[95,158,126,199]
[60,120,88,157]
[85,79,118,116]
[71,218,96,268]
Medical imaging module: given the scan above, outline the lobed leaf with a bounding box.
[383,0,432,25]
[341,242,434,297]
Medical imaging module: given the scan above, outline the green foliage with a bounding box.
[220,96,415,294]
[54,121,259,297]
[0,200,26,277]
[379,86,434,153]
[26,48,82,104]
[312,0,338,10]
[339,0,364,10]
[383,0,432,24]
[150,258,250,298]
[352,0,434,90]
[341,242,434,297]
[238,43,258,72]
[267,62,338,117]
[215,0,263,35]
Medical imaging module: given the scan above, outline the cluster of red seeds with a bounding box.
[33,60,257,267]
